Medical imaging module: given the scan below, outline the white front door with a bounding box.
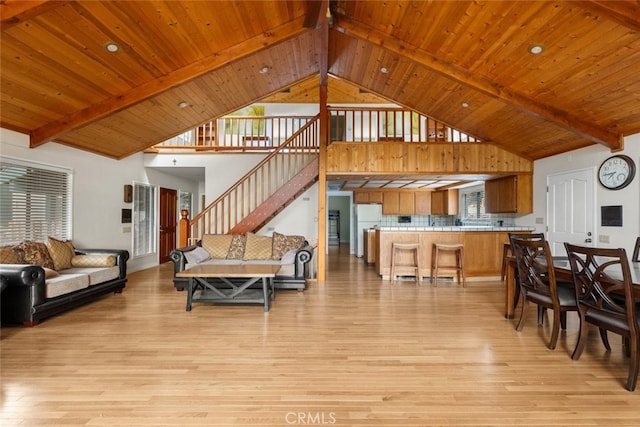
[546,168,595,255]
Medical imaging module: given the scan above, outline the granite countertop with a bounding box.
[377,226,536,232]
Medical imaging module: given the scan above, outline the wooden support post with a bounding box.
[317,0,329,283]
[179,209,190,248]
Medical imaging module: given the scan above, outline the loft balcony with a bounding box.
[147,107,481,153]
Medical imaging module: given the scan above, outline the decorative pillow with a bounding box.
[0,245,22,264]
[45,237,75,271]
[201,234,234,259]
[13,241,55,270]
[271,231,306,260]
[226,234,246,260]
[184,246,211,264]
[43,267,60,279]
[243,233,273,260]
[71,255,116,268]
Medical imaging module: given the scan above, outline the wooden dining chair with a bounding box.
[564,243,639,391]
[508,233,545,312]
[512,237,578,350]
[633,236,640,262]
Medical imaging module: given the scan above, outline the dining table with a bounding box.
[504,255,640,319]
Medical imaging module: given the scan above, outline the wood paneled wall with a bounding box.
[327,142,532,174]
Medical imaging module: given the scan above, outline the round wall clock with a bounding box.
[597,154,636,190]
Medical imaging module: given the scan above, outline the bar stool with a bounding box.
[430,243,465,287]
[501,242,512,281]
[390,243,422,283]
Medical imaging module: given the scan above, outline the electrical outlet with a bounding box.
[599,235,610,244]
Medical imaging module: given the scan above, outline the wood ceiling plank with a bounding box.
[30,16,310,148]
[333,17,623,151]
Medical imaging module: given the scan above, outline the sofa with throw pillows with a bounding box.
[0,237,129,326]
[170,231,313,291]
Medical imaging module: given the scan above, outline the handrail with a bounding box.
[327,106,481,143]
[185,114,320,241]
[151,115,314,152]
[151,107,480,153]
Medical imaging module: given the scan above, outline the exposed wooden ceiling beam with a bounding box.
[575,1,640,32]
[334,17,623,151]
[30,16,310,148]
[0,0,69,30]
[318,0,329,86]
[303,0,324,28]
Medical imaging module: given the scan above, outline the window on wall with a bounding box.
[461,189,490,225]
[179,190,193,216]
[133,182,156,257]
[0,158,72,244]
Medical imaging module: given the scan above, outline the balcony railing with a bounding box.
[150,107,481,152]
[328,107,481,143]
[150,115,314,152]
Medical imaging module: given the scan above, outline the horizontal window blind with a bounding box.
[0,159,73,245]
[462,190,490,224]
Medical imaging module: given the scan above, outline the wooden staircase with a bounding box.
[229,159,318,234]
[183,115,320,243]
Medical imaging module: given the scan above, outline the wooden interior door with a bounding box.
[159,187,177,264]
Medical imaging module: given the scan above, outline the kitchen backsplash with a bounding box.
[380,214,516,227]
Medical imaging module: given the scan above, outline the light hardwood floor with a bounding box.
[2,244,640,426]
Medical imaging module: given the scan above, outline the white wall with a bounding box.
[1,128,200,272]
[520,132,640,255]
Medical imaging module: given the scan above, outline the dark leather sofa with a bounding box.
[1,249,129,327]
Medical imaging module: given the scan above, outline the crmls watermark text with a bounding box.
[285,411,337,425]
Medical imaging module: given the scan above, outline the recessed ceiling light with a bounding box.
[104,42,119,53]
[380,66,389,74]
[528,44,545,55]
[177,101,189,109]
[461,102,470,108]
[259,66,270,74]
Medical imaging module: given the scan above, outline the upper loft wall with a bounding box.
[327,142,533,176]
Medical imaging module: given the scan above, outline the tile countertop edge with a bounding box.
[377,226,537,231]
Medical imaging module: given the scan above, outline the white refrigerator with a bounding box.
[354,204,382,257]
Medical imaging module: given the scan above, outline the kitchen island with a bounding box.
[375,226,534,281]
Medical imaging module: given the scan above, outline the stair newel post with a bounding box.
[179,209,190,247]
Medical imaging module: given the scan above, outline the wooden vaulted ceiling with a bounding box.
[1,1,639,160]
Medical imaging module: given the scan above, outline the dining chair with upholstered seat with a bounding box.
[633,236,640,262]
[508,233,545,313]
[564,243,639,391]
[512,237,578,350]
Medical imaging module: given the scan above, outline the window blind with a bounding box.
[0,159,73,245]
[462,190,490,223]
[133,182,156,257]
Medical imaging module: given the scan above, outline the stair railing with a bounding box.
[186,114,320,243]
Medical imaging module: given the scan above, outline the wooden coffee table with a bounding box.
[177,264,280,312]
